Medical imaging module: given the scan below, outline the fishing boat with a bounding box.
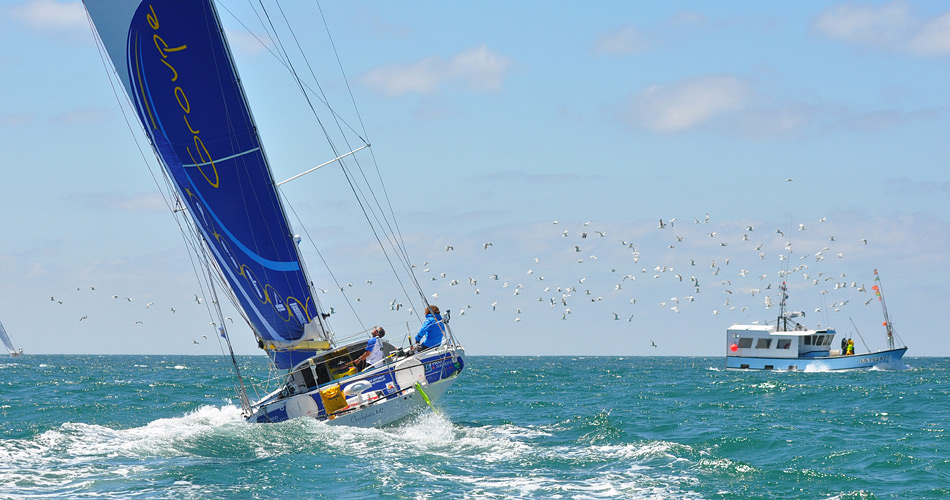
[0,320,22,357]
[83,1,464,426]
[725,270,906,371]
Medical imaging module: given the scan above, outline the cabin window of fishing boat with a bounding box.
[737,338,753,349]
[777,339,792,349]
[815,335,825,345]
[755,339,772,349]
[804,336,812,345]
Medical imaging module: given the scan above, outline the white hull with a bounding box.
[328,374,457,427]
[726,347,907,371]
[248,345,464,426]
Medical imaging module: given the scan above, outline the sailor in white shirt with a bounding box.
[351,326,385,371]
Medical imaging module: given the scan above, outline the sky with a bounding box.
[1,0,949,357]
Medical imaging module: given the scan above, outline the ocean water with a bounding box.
[0,356,946,499]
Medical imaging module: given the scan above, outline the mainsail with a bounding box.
[0,321,17,356]
[84,1,327,364]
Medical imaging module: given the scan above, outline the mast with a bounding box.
[777,281,789,332]
[872,269,896,350]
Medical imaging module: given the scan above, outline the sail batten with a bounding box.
[85,0,327,357]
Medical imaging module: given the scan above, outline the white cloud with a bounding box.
[593,26,649,55]
[814,1,950,57]
[1,114,36,127]
[223,29,271,58]
[52,108,109,126]
[8,0,86,32]
[360,45,512,96]
[627,75,751,132]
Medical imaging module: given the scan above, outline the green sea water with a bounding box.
[0,355,946,499]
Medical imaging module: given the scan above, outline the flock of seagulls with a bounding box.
[49,286,217,346]
[48,205,879,351]
[364,211,881,350]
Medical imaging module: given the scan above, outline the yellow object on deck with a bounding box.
[320,384,347,414]
[332,366,357,380]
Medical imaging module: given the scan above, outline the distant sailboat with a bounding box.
[0,320,22,357]
[83,0,465,426]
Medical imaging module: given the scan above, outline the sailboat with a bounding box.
[0,320,22,357]
[83,1,465,426]
[725,270,907,371]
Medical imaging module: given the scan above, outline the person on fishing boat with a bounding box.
[351,326,385,371]
[411,305,444,353]
[846,339,855,356]
[841,337,847,355]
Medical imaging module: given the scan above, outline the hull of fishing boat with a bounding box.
[725,347,907,371]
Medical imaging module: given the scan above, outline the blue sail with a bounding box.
[85,1,325,357]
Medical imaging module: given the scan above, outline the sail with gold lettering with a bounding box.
[84,1,326,364]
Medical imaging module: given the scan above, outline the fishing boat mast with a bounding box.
[872,269,896,350]
[776,281,790,332]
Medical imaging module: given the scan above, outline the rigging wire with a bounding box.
[248,0,430,321]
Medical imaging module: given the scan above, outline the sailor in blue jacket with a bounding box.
[413,305,444,352]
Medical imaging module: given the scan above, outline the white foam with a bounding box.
[804,361,832,372]
[870,359,909,371]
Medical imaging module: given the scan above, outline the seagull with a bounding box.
[194,295,202,304]
[445,245,454,251]
[170,307,176,313]
[133,320,143,325]
[650,341,657,348]
[79,315,88,322]
[785,178,793,182]
[146,302,154,309]
[483,242,492,250]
